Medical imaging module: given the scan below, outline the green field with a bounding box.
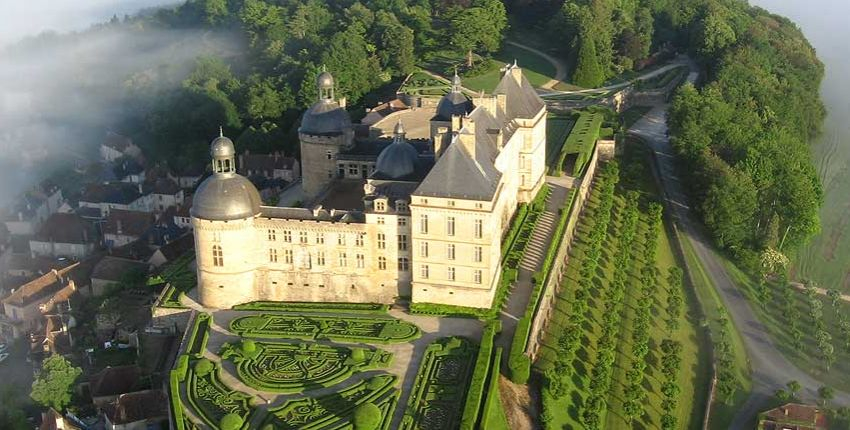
[462,43,556,92]
[534,145,709,430]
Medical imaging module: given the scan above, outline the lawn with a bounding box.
[534,144,709,430]
[461,43,557,92]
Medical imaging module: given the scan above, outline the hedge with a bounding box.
[232,301,389,314]
[508,315,532,383]
[169,367,186,430]
[555,112,602,176]
[229,313,420,344]
[186,313,210,358]
[480,347,509,430]
[460,321,500,429]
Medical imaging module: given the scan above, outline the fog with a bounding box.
[750,0,850,285]
[0,1,237,205]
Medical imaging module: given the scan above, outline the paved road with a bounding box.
[504,40,566,89]
[539,59,688,97]
[630,106,850,428]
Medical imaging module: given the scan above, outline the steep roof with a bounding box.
[89,365,142,398]
[240,152,298,172]
[413,131,501,201]
[759,403,828,429]
[3,263,79,307]
[103,210,153,238]
[33,213,94,244]
[102,390,167,425]
[143,178,181,196]
[493,65,545,120]
[102,132,134,152]
[91,256,149,283]
[80,182,142,205]
[155,232,194,262]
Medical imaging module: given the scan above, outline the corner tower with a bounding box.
[299,70,354,198]
[191,132,262,308]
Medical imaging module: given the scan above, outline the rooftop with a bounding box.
[89,365,142,398]
[3,263,79,308]
[103,210,154,238]
[239,151,298,172]
[80,182,142,206]
[91,256,150,283]
[759,403,828,430]
[32,213,95,245]
[155,232,194,262]
[102,389,167,425]
[102,131,134,152]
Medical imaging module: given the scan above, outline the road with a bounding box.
[629,106,850,428]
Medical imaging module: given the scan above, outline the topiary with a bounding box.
[194,358,213,376]
[366,375,391,391]
[353,402,382,430]
[242,340,256,354]
[219,413,243,430]
[350,347,366,363]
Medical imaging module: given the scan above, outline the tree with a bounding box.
[374,12,416,76]
[448,0,507,65]
[818,386,834,406]
[0,386,28,430]
[774,389,790,402]
[827,289,841,308]
[195,358,214,376]
[244,75,292,121]
[220,413,243,430]
[786,380,801,398]
[353,402,381,430]
[202,0,229,25]
[31,355,82,411]
[572,33,605,88]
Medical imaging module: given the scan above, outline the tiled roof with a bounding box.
[91,256,149,282]
[89,365,141,398]
[760,403,828,429]
[3,263,79,307]
[103,210,153,238]
[102,132,133,152]
[156,233,194,262]
[80,182,142,205]
[112,158,144,179]
[143,178,181,196]
[240,152,298,172]
[102,389,167,425]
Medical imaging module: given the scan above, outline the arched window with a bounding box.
[212,245,223,267]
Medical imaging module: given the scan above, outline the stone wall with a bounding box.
[526,142,604,360]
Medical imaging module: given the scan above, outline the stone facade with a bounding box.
[192,65,546,309]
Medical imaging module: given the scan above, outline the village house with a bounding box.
[142,178,184,213]
[113,157,146,184]
[39,409,81,430]
[168,163,206,189]
[29,213,97,260]
[0,264,79,339]
[2,181,64,236]
[148,233,194,268]
[78,182,149,216]
[238,150,301,182]
[100,132,142,163]
[102,389,168,430]
[103,210,154,248]
[757,403,829,430]
[172,197,192,230]
[90,256,150,296]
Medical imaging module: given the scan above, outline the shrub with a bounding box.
[508,353,530,384]
[174,354,190,382]
[194,358,213,377]
[241,340,256,355]
[219,413,243,430]
[353,403,382,430]
[460,323,498,429]
[351,347,366,363]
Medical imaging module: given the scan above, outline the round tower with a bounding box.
[299,69,354,198]
[191,131,262,308]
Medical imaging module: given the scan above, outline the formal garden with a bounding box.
[533,144,709,430]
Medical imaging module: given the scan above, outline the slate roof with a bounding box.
[240,152,298,172]
[102,390,168,425]
[260,206,365,223]
[103,210,154,238]
[413,134,501,201]
[493,65,545,120]
[89,365,142,398]
[33,213,95,244]
[102,132,134,152]
[156,233,194,262]
[91,256,149,282]
[80,183,142,205]
[143,178,181,196]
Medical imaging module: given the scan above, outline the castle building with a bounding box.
[191,65,546,309]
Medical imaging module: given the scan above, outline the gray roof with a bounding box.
[210,136,235,158]
[493,66,545,120]
[413,133,501,201]
[374,133,419,179]
[300,100,352,136]
[434,92,473,121]
[260,206,365,223]
[191,173,261,221]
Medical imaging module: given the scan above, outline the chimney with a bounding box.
[138,182,143,194]
[451,114,461,132]
[116,220,122,235]
[458,130,476,159]
[434,127,449,160]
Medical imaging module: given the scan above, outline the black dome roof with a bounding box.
[435,91,473,121]
[300,100,352,136]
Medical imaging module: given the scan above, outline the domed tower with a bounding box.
[374,121,419,179]
[191,131,262,309]
[299,69,354,198]
[431,72,473,158]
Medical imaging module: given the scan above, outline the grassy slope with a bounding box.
[463,44,556,92]
[535,147,708,429]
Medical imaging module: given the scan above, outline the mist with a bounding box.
[0,1,240,205]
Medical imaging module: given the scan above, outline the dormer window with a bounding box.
[375,200,387,212]
[396,200,408,213]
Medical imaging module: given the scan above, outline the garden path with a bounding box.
[791,281,850,304]
[504,40,566,89]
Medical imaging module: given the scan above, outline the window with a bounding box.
[316,233,325,244]
[348,164,358,175]
[356,254,365,268]
[284,249,293,264]
[447,267,455,281]
[475,203,483,209]
[283,230,292,242]
[326,150,333,160]
[419,214,428,234]
[378,256,387,270]
[446,217,455,236]
[338,234,346,246]
[421,264,429,279]
[377,233,386,249]
[377,216,385,225]
[420,241,429,258]
[269,248,278,263]
[338,252,347,267]
[356,233,365,247]
[398,217,407,227]
[447,244,458,261]
[317,251,326,266]
[474,246,483,263]
[474,269,482,284]
[299,231,308,244]
[474,219,483,239]
[398,235,408,251]
[212,245,223,267]
[447,200,455,207]
[375,200,386,212]
[212,232,221,243]
[396,201,408,212]
[398,257,409,271]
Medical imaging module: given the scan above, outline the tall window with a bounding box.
[283,230,292,242]
[212,245,223,267]
[377,216,385,225]
[420,241,429,258]
[268,229,276,241]
[317,251,326,266]
[284,249,293,264]
[396,201,408,212]
[421,264,429,279]
[447,267,455,281]
[474,269,482,284]
[326,150,333,160]
[299,231,308,244]
[474,219,483,239]
[356,233,365,247]
[446,217,455,236]
[419,214,428,234]
[338,234,346,246]
[377,233,386,249]
[398,235,408,251]
[269,248,278,263]
[356,254,365,269]
[338,252,347,267]
[316,233,325,244]
[447,244,455,260]
[378,256,387,270]
[398,257,409,272]
[398,217,407,227]
[474,246,483,263]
